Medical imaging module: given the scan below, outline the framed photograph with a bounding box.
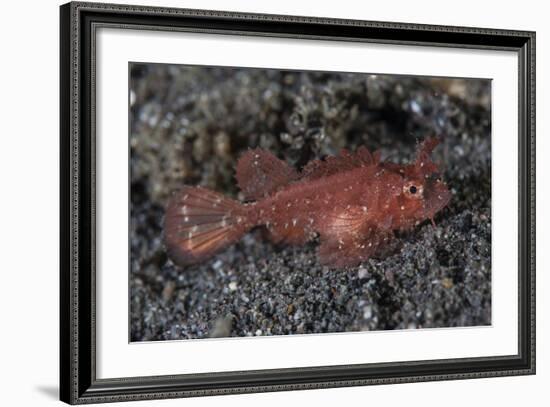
[60,1,536,404]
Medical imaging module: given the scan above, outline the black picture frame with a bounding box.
[60,1,536,404]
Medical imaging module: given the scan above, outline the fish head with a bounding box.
[400,138,452,223]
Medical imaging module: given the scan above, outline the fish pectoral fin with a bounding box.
[318,205,369,237]
[318,222,399,268]
[236,149,298,200]
[318,232,377,268]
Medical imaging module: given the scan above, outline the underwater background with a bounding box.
[129,64,491,341]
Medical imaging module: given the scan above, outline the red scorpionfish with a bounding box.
[164,138,451,268]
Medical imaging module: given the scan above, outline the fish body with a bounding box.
[164,138,451,268]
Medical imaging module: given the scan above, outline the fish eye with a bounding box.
[403,181,423,199]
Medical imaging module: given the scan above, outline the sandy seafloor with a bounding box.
[129,64,491,341]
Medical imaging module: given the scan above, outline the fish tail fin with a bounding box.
[164,186,252,266]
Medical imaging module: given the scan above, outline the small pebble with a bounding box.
[363,305,373,320]
[358,267,368,279]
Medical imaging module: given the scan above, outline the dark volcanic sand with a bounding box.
[129,64,491,341]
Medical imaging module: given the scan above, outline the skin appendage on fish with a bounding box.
[164,138,452,268]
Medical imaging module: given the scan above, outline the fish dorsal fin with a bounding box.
[236,148,298,200]
[300,146,379,181]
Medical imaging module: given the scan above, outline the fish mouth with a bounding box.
[422,180,452,220]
